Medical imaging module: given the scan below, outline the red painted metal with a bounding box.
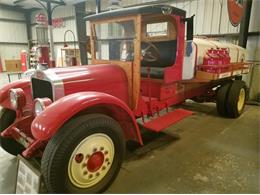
[0,114,42,158]
[87,152,104,172]
[39,46,50,65]
[143,108,193,132]
[22,139,44,158]
[59,65,129,104]
[164,15,185,83]
[39,65,129,103]
[9,88,27,111]
[0,79,33,111]
[20,51,27,72]
[197,62,250,75]
[31,92,143,144]
[75,153,84,163]
[202,48,233,73]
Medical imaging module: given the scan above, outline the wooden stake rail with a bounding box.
[195,62,251,81]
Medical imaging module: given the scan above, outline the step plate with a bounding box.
[142,109,193,132]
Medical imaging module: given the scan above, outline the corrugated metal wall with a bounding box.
[0,7,28,71]
[0,0,259,70]
[29,0,259,65]
[118,0,259,34]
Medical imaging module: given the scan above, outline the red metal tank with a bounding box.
[221,48,231,64]
[203,48,220,73]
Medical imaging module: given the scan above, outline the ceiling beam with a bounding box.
[0,3,26,12]
[13,0,27,4]
[39,0,65,6]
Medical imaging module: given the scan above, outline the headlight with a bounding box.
[9,88,26,110]
[34,98,52,116]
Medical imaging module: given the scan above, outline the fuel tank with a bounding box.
[31,64,129,105]
[182,38,247,80]
[193,38,246,65]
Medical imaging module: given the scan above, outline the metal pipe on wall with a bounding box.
[239,0,253,48]
[47,1,55,62]
[96,0,101,14]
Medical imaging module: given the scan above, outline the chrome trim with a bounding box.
[34,99,45,116]
[31,69,65,101]
[9,89,18,109]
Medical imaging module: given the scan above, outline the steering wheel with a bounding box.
[141,41,160,62]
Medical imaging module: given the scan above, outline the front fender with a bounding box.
[0,79,32,110]
[31,92,143,144]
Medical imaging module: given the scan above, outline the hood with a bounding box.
[31,64,129,104]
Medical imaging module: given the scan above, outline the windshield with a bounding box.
[94,20,135,61]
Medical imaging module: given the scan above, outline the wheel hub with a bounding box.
[87,152,104,172]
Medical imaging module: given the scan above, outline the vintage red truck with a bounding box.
[0,5,251,193]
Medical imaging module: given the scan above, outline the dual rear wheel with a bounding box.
[216,80,247,118]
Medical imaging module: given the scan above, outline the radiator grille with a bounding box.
[32,78,53,101]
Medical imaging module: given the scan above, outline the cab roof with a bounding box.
[84,4,186,21]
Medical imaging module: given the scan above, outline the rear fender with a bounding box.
[0,79,32,110]
[31,92,143,145]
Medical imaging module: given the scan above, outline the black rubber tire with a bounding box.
[226,80,247,118]
[216,82,232,117]
[0,108,24,155]
[41,114,125,193]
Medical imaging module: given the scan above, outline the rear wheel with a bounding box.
[41,114,125,193]
[216,82,232,117]
[226,80,247,118]
[0,108,24,155]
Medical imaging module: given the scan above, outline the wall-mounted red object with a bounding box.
[20,50,27,72]
[39,47,50,66]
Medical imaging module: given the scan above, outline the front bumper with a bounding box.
[0,114,45,158]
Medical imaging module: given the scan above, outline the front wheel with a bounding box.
[0,108,24,155]
[41,114,125,193]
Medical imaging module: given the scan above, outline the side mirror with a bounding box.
[182,15,195,41]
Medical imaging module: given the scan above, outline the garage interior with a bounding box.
[0,0,259,193]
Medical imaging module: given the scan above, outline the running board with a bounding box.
[142,109,193,132]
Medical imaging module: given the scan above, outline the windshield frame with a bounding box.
[90,16,138,63]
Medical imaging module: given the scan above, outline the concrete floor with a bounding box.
[106,103,260,193]
[0,72,259,193]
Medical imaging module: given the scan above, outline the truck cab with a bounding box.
[87,5,187,110]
